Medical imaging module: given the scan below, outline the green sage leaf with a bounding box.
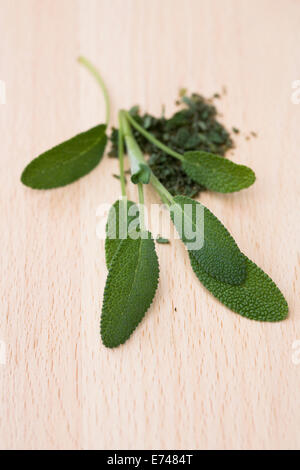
[182,151,256,193]
[101,231,159,348]
[189,252,288,322]
[105,199,139,268]
[21,124,107,189]
[130,160,151,185]
[170,195,246,285]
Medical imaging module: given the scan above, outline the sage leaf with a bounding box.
[101,231,159,348]
[21,124,107,189]
[130,159,151,185]
[170,195,246,285]
[189,252,288,322]
[182,151,256,193]
[105,199,139,268]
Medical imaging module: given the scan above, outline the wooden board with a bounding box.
[0,0,299,450]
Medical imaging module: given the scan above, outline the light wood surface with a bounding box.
[0,0,299,450]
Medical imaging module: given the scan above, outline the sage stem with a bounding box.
[78,56,110,127]
[137,183,145,231]
[118,112,127,197]
[125,111,184,162]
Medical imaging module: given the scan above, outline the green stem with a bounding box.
[120,111,144,164]
[122,111,174,206]
[120,111,151,185]
[125,111,184,162]
[137,183,145,231]
[78,56,110,126]
[119,110,133,138]
[118,112,127,197]
[138,182,145,206]
[150,173,173,206]
[120,111,174,210]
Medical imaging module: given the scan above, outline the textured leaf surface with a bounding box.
[105,199,139,268]
[182,151,256,193]
[21,124,107,189]
[170,196,246,285]
[189,252,288,322]
[101,231,159,348]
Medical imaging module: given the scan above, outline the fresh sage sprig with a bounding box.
[101,228,159,347]
[104,117,141,268]
[101,112,159,348]
[151,171,287,322]
[20,58,288,350]
[121,112,288,323]
[119,117,247,286]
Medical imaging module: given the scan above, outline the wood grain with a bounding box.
[0,0,299,450]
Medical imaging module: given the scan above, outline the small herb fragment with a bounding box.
[156,236,170,244]
[112,174,127,184]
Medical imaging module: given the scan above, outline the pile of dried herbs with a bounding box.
[109,92,235,197]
